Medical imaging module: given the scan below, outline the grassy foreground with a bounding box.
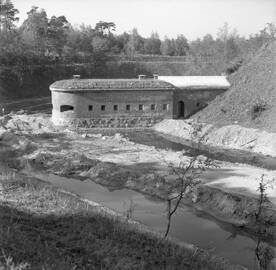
[0,169,242,270]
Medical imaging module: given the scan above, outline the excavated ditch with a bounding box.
[1,107,276,269]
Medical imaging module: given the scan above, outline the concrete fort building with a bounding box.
[50,75,230,128]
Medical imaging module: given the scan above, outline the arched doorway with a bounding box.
[178,101,185,118]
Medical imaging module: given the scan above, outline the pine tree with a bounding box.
[0,0,19,34]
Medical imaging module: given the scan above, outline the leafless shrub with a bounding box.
[162,122,218,239]
[251,100,267,120]
[253,174,275,270]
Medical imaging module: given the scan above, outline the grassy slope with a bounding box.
[193,41,276,132]
[0,170,239,270]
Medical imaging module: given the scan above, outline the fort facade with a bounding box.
[50,75,230,128]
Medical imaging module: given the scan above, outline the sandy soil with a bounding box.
[154,119,276,158]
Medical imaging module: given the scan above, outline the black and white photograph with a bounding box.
[0,0,275,269]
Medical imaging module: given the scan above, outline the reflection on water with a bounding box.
[37,173,258,269]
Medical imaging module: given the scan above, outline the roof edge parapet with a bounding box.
[50,78,176,92]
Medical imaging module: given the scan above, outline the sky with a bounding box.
[12,0,276,40]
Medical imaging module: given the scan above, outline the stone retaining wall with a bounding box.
[52,116,164,128]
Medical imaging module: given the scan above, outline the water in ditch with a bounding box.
[36,172,261,269]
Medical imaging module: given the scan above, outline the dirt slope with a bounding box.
[194,41,276,132]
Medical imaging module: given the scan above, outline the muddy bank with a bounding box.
[25,149,276,241]
[195,185,276,241]
[154,119,276,158]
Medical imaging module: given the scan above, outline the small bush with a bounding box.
[251,100,267,120]
[225,58,243,75]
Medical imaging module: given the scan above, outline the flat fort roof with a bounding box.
[158,76,230,90]
[50,76,231,92]
[50,79,175,91]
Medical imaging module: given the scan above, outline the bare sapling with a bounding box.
[253,174,275,270]
[123,197,137,220]
[162,121,217,239]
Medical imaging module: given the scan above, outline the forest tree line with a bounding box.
[0,0,276,75]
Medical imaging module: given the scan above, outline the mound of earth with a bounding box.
[194,41,276,132]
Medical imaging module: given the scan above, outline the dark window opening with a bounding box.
[101,105,105,111]
[163,104,169,110]
[139,104,144,111]
[88,105,93,111]
[126,104,130,111]
[60,105,74,112]
[196,102,200,107]
[151,104,156,111]
[114,105,118,111]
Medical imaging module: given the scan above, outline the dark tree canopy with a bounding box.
[47,15,70,56]
[144,32,161,55]
[0,0,19,33]
[21,6,48,54]
[95,21,116,36]
[0,0,275,76]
